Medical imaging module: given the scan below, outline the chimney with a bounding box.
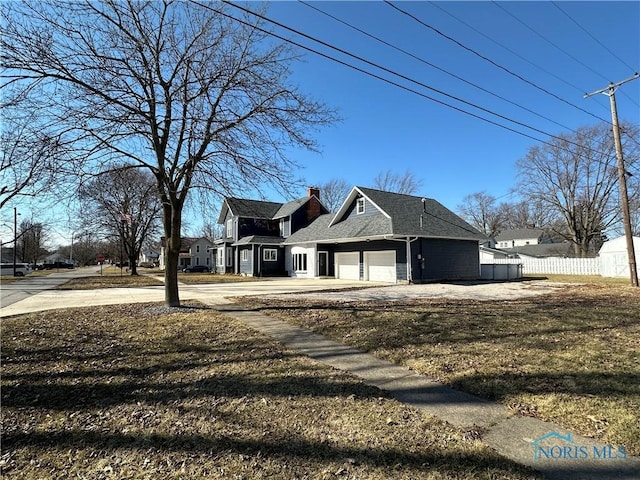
[307,186,320,200]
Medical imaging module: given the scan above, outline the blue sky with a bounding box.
[259,1,640,210]
[2,1,639,247]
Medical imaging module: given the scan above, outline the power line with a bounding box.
[384,1,613,126]
[219,1,613,158]
[493,2,609,83]
[427,1,613,116]
[299,0,581,135]
[551,2,638,73]
[550,1,640,109]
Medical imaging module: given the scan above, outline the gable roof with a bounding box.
[495,228,546,241]
[218,198,282,223]
[501,241,573,258]
[217,195,325,223]
[287,186,484,244]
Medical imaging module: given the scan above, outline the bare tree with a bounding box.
[516,123,639,257]
[15,219,47,266]
[2,1,334,305]
[0,108,63,210]
[496,199,558,231]
[457,192,502,238]
[79,165,161,276]
[372,170,423,194]
[317,178,351,212]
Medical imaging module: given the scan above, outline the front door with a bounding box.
[318,251,328,276]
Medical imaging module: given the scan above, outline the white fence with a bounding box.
[485,257,600,276]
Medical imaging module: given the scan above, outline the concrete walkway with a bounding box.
[207,301,640,480]
[1,276,638,479]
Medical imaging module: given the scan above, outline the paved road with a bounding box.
[0,267,101,308]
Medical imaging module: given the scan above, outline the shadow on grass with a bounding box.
[1,429,537,477]
[1,369,384,410]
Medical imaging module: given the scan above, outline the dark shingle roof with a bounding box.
[356,187,484,240]
[286,187,484,244]
[233,235,285,246]
[225,197,282,219]
[495,228,545,242]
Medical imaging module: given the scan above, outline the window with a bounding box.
[293,253,307,272]
[241,250,249,262]
[196,245,200,253]
[263,248,277,261]
[226,218,233,238]
[227,247,234,266]
[356,198,365,214]
[217,249,223,266]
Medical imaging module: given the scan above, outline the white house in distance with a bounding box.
[599,235,640,278]
[158,237,213,270]
[495,228,549,249]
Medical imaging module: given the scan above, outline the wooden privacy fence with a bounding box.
[486,257,600,276]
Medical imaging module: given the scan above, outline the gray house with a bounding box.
[214,186,484,283]
[214,187,328,276]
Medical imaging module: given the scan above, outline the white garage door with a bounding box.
[335,252,360,280]
[365,250,396,283]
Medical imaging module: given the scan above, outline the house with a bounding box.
[599,235,640,278]
[213,187,328,276]
[159,237,213,270]
[215,186,485,283]
[495,228,549,249]
[500,241,573,259]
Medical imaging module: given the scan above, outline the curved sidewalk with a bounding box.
[207,301,640,480]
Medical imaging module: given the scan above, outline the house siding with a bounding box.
[411,238,479,282]
[344,196,384,220]
[238,218,280,238]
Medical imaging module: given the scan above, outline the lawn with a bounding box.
[239,281,640,456]
[0,304,538,479]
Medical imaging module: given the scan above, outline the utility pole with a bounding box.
[13,207,18,277]
[585,73,639,287]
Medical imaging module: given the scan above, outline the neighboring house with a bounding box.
[599,235,640,278]
[500,241,573,259]
[215,186,485,283]
[159,237,213,270]
[495,228,548,249]
[138,248,160,265]
[213,187,328,276]
[479,245,517,263]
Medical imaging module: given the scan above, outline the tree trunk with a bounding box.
[163,201,182,307]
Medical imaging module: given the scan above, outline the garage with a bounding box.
[335,252,360,280]
[364,250,397,283]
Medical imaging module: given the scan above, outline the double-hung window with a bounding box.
[356,198,365,214]
[263,249,278,261]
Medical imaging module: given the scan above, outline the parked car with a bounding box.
[139,261,155,268]
[182,265,210,273]
[0,263,33,277]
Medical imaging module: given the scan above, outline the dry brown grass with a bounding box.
[240,282,640,456]
[1,303,538,479]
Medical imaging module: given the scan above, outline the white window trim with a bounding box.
[226,218,233,238]
[241,250,249,262]
[293,253,308,272]
[356,198,365,215]
[263,248,278,261]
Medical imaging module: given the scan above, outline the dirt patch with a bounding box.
[283,280,567,302]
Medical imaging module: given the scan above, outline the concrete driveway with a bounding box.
[0,276,371,317]
[1,268,563,318]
